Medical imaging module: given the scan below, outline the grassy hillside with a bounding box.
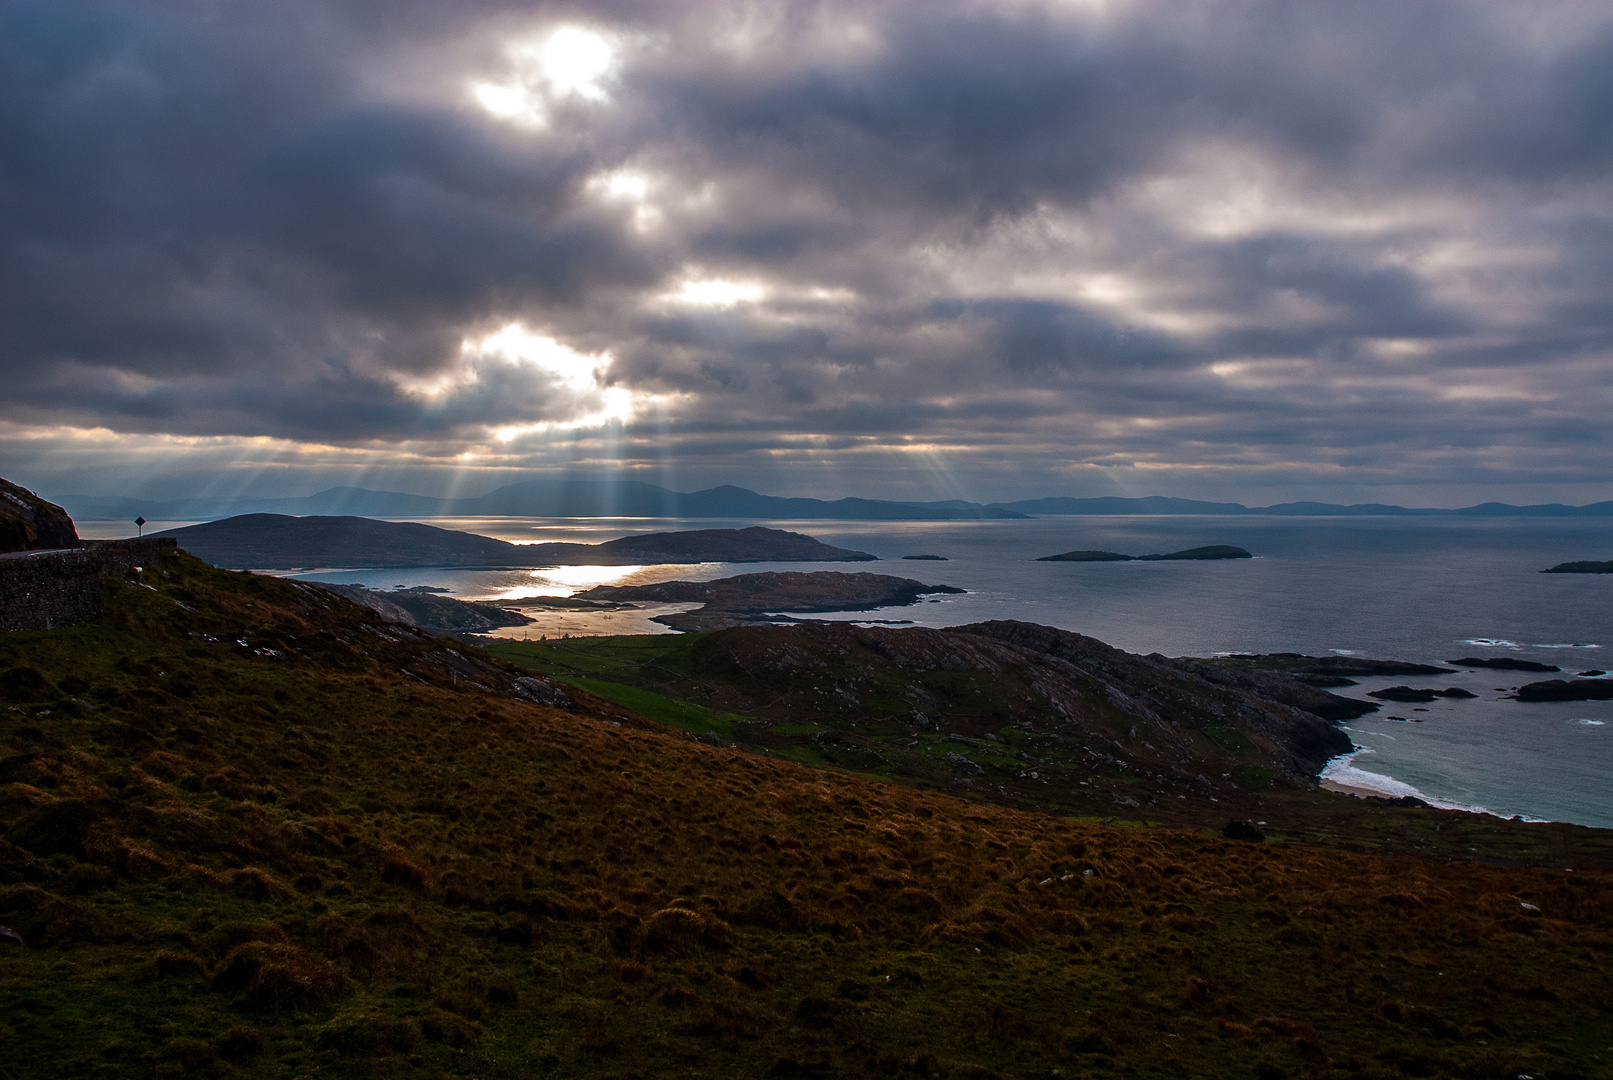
[1,551,1610,1079]
[482,631,1613,871]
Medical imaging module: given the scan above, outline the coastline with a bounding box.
[1319,776,1392,800]
[1320,749,1554,823]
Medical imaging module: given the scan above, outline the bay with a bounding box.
[91,513,1610,827]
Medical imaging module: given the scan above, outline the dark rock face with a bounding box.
[1542,560,1613,574]
[0,478,80,554]
[1448,657,1560,672]
[1515,679,1613,702]
[510,676,573,709]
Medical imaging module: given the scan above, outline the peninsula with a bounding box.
[154,516,875,569]
[1542,560,1613,573]
[577,570,964,632]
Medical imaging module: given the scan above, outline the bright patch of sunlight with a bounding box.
[598,171,649,200]
[473,82,536,122]
[672,279,767,307]
[537,27,614,101]
[488,565,648,599]
[586,170,662,231]
[472,25,616,126]
[468,324,608,390]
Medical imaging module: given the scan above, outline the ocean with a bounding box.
[87,513,1612,827]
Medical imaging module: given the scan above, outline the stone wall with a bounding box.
[0,538,177,633]
[86,537,178,577]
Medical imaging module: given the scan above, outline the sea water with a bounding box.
[89,514,1610,826]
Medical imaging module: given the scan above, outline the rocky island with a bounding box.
[578,570,965,632]
[1542,560,1613,573]
[1367,685,1479,703]
[1449,656,1560,672]
[155,516,875,569]
[1039,544,1252,562]
[1515,678,1613,702]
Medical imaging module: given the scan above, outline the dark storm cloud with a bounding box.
[2,0,1611,499]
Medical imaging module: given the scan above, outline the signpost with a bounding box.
[135,516,146,538]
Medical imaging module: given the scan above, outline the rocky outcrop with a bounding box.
[0,478,80,554]
[310,583,533,634]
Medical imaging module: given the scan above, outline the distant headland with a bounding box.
[1542,560,1613,574]
[153,516,877,570]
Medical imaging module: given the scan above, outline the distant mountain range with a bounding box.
[63,479,1613,524]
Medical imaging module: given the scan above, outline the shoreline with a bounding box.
[1320,777,1391,799]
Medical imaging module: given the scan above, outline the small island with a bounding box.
[1542,560,1613,574]
[901,554,948,561]
[1515,679,1613,702]
[1448,656,1560,672]
[1039,544,1252,562]
[578,570,965,632]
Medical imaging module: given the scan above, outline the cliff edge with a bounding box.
[0,478,81,553]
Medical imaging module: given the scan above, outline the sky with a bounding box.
[3,0,1612,508]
